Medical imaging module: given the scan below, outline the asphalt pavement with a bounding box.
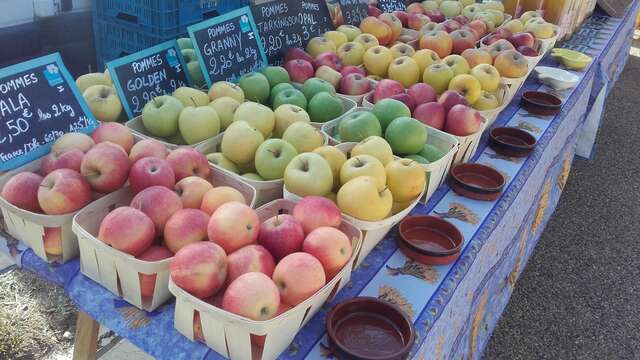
[483,51,640,359]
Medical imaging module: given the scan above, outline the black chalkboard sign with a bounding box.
[0,53,98,171]
[300,0,335,45]
[377,0,407,12]
[251,1,304,65]
[338,0,369,26]
[106,40,192,119]
[188,7,268,85]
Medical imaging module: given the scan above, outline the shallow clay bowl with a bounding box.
[398,215,464,265]
[521,91,562,116]
[489,127,537,157]
[326,297,415,360]
[449,163,505,201]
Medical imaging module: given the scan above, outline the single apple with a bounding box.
[76,72,110,93]
[303,227,352,278]
[473,91,501,110]
[443,54,470,76]
[373,79,405,103]
[360,16,394,46]
[315,65,342,89]
[385,116,428,155]
[412,49,441,74]
[419,30,453,58]
[130,185,182,234]
[272,88,308,110]
[413,101,446,129]
[284,59,315,84]
[41,149,84,176]
[221,121,264,165]
[307,92,344,123]
[129,139,168,163]
[306,36,336,58]
[408,13,432,30]
[439,0,462,18]
[208,202,259,253]
[38,169,92,215]
[282,121,324,153]
[336,25,362,41]
[302,78,336,101]
[390,43,415,59]
[260,66,290,88]
[167,148,211,181]
[83,85,122,123]
[337,42,365,66]
[378,13,403,43]
[209,97,241,130]
[170,241,228,299]
[273,252,326,305]
[385,158,426,202]
[494,50,529,78]
[1,172,43,212]
[324,30,349,48]
[340,155,386,191]
[51,132,94,155]
[339,111,383,142]
[351,136,395,165]
[208,81,245,102]
[273,104,311,138]
[98,206,155,256]
[372,98,412,131]
[470,64,501,92]
[178,105,221,145]
[164,209,210,253]
[226,245,276,284]
[43,227,63,256]
[141,95,184,138]
[461,48,493,69]
[407,83,438,106]
[81,142,130,193]
[222,272,280,320]
[313,52,343,71]
[339,73,371,96]
[233,101,275,138]
[450,29,476,54]
[283,153,333,197]
[258,214,305,260]
[254,139,298,180]
[200,186,246,215]
[525,18,555,39]
[337,176,392,221]
[448,74,482,104]
[486,39,516,59]
[363,45,394,77]
[466,19,489,38]
[284,48,314,64]
[174,176,213,209]
[353,33,380,51]
[438,89,469,112]
[172,87,209,107]
[445,104,483,136]
[423,63,455,94]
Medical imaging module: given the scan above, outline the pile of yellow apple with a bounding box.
[76,70,125,123]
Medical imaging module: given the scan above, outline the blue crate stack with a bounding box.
[93,0,249,70]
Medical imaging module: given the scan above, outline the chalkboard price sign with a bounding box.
[0,53,98,171]
[188,7,268,86]
[251,1,304,65]
[338,0,369,26]
[377,0,407,12]
[106,40,192,119]
[300,0,335,45]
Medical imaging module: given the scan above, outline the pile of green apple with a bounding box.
[283,138,427,222]
[76,70,125,123]
[178,37,206,89]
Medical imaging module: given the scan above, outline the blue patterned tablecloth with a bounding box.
[1,3,638,360]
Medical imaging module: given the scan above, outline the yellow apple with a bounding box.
[473,91,500,110]
[273,104,311,138]
[324,31,348,48]
[282,122,324,153]
[336,25,362,41]
[221,121,264,165]
[520,11,541,25]
[313,146,348,189]
[337,176,393,221]
[423,63,455,94]
[448,74,482,104]
[502,19,524,33]
[390,43,416,59]
[233,102,275,138]
[443,55,470,76]
[459,0,475,6]
[385,159,426,202]
[354,33,380,50]
[486,9,505,26]
[494,50,529,78]
[481,1,505,13]
[388,56,421,88]
[470,64,501,92]
[306,37,337,58]
[412,49,440,75]
[363,46,394,77]
[351,136,394,165]
[525,18,555,39]
[340,155,386,191]
[337,41,366,66]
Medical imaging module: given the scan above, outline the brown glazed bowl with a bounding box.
[521,91,562,116]
[326,297,415,360]
[398,216,464,265]
[449,163,506,201]
[489,127,537,157]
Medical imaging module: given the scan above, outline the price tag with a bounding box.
[0,53,98,171]
[188,7,268,85]
[300,0,336,46]
[251,1,305,65]
[338,0,369,26]
[106,40,192,119]
[377,0,407,12]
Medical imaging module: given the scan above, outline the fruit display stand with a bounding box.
[72,167,256,311]
[170,199,363,360]
[2,4,638,360]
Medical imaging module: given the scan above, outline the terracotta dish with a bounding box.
[398,215,464,265]
[449,163,506,201]
[489,127,537,157]
[521,91,562,116]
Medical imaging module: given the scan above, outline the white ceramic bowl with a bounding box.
[534,66,580,90]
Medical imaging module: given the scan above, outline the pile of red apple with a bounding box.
[168,196,353,330]
[481,11,559,59]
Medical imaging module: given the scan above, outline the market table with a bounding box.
[1,3,638,359]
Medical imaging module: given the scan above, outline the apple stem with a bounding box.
[380,186,388,195]
[355,157,363,167]
[190,97,198,107]
[152,97,159,107]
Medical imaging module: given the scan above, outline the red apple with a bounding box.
[258,214,305,260]
[129,139,168,163]
[1,172,43,212]
[292,196,341,234]
[407,3,427,15]
[174,176,213,209]
[164,209,210,254]
[137,245,173,298]
[129,157,175,194]
[368,5,383,17]
[43,227,63,256]
[467,20,489,39]
[509,32,536,48]
[226,244,275,284]
[450,29,476,54]
[452,15,469,25]
[445,104,483,136]
[208,202,260,254]
[441,19,462,33]
[482,34,504,46]
[407,83,437,106]
[38,169,92,215]
[373,79,405,103]
[272,252,326,305]
[284,59,314,83]
[91,122,134,153]
[302,227,352,279]
[41,149,84,175]
[167,148,210,181]
[438,90,469,113]
[413,102,446,130]
[80,142,130,193]
[407,13,432,31]
[424,10,445,23]
[393,11,409,27]
[98,206,155,256]
[222,272,280,320]
[285,48,314,64]
[313,52,343,71]
[51,132,94,155]
[390,93,416,111]
[494,27,514,40]
[170,241,228,299]
[340,65,366,78]
[130,185,183,234]
[339,73,372,96]
[517,45,539,57]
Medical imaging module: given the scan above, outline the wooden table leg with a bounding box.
[73,310,100,360]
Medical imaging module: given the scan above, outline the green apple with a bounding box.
[172,87,209,107]
[270,83,295,104]
[182,49,205,88]
[83,85,122,122]
[371,98,411,131]
[178,106,220,144]
[419,144,445,162]
[282,122,324,153]
[338,111,382,142]
[273,104,311,138]
[167,132,187,145]
[221,121,264,164]
[423,63,455,94]
[302,78,336,101]
[238,72,270,103]
[255,139,298,180]
[351,136,394,165]
[206,153,239,173]
[209,81,245,102]
[385,117,427,155]
[242,173,264,181]
[284,153,334,196]
[209,97,240,130]
[141,95,184,137]
[336,25,362,41]
[260,66,290,88]
[272,88,308,110]
[233,102,275,138]
[76,72,110,93]
[308,93,343,123]
[405,154,429,164]
[177,37,194,50]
